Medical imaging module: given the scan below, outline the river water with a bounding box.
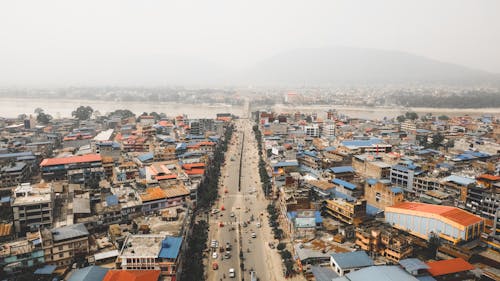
[1,97,498,120]
[0,98,244,119]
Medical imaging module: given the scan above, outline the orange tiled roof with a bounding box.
[477,174,500,181]
[164,185,190,198]
[102,270,161,281]
[389,202,483,227]
[185,168,205,175]
[427,258,474,276]
[140,187,166,202]
[40,154,102,167]
[182,163,205,170]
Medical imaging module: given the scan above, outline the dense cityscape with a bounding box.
[2,1,500,281]
[0,100,498,281]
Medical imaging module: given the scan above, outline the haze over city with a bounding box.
[1,0,500,86]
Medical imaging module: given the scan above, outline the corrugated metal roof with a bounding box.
[158,236,182,259]
[332,179,357,190]
[40,154,102,167]
[388,202,483,227]
[52,223,89,241]
[330,166,355,173]
[330,251,373,269]
[399,258,429,272]
[426,258,474,276]
[337,265,419,281]
[68,266,109,281]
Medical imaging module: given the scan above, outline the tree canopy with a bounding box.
[72,106,94,120]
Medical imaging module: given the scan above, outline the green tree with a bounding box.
[427,233,441,259]
[108,109,136,119]
[396,115,406,122]
[277,243,286,251]
[36,112,52,124]
[72,106,94,120]
[438,115,450,120]
[431,133,444,149]
[405,111,419,120]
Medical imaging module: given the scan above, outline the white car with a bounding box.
[230,212,235,217]
[229,268,235,278]
[256,222,261,228]
[212,252,218,259]
[251,232,257,238]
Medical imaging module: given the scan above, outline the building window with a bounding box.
[59,253,64,258]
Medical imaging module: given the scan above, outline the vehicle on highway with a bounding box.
[229,268,235,278]
[250,271,257,281]
[251,232,257,238]
[212,252,218,259]
[224,251,231,259]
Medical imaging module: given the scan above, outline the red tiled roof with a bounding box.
[477,174,500,181]
[103,270,161,281]
[185,168,205,175]
[40,154,102,167]
[182,163,205,170]
[389,202,483,227]
[427,258,474,276]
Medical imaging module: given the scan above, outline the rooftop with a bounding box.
[330,251,374,269]
[158,236,182,259]
[52,223,89,241]
[387,202,483,227]
[426,258,474,277]
[120,234,165,258]
[40,154,102,166]
[102,270,161,281]
[67,266,110,281]
[335,265,419,281]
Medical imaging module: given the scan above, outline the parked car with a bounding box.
[251,232,257,238]
[212,252,218,259]
[229,268,235,278]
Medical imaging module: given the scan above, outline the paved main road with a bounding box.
[205,119,305,281]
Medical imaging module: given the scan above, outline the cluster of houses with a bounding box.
[0,112,233,281]
[253,109,500,281]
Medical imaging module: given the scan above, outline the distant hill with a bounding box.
[239,47,500,86]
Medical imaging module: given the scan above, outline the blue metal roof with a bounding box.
[399,258,429,273]
[330,251,373,269]
[137,152,154,162]
[106,195,118,206]
[0,151,34,159]
[34,265,57,275]
[67,266,109,281]
[272,161,299,168]
[330,166,354,173]
[0,196,10,203]
[339,265,419,281]
[341,138,383,147]
[391,187,404,194]
[311,265,339,281]
[366,178,378,185]
[332,178,357,190]
[443,175,475,186]
[158,236,183,259]
[366,204,381,216]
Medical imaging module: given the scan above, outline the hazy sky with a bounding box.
[1,0,499,86]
